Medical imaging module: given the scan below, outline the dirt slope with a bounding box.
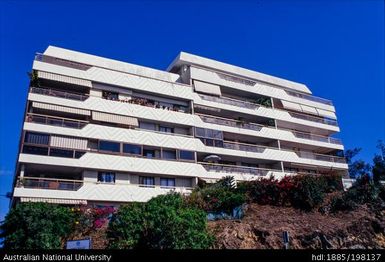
[208,203,385,249]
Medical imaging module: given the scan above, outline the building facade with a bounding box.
[11,46,348,206]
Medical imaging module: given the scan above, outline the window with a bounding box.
[179,150,195,161]
[123,144,142,155]
[159,126,174,133]
[140,176,155,187]
[50,148,74,158]
[24,132,50,145]
[98,172,115,183]
[195,128,205,137]
[139,122,156,131]
[163,149,176,160]
[99,140,120,152]
[75,151,86,158]
[22,145,48,156]
[160,178,175,188]
[143,148,155,158]
[102,91,119,100]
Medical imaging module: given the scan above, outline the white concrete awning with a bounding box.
[194,80,222,96]
[50,135,88,150]
[37,71,92,88]
[20,197,87,205]
[281,100,302,111]
[92,111,139,127]
[316,108,337,119]
[300,104,318,115]
[32,102,91,116]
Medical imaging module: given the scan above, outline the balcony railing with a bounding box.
[199,94,258,109]
[25,113,88,129]
[17,176,193,193]
[285,90,333,106]
[200,163,274,176]
[30,87,89,101]
[289,129,342,145]
[295,151,346,164]
[197,113,342,145]
[288,111,338,126]
[197,114,264,131]
[198,92,337,127]
[18,177,83,191]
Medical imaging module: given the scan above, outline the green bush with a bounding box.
[330,174,382,212]
[187,177,246,213]
[291,175,327,211]
[108,193,213,249]
[0,203,77,249]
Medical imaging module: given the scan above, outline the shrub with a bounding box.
[187,177,246,213]
[240,174,340,211]
[330,174,382,212]
[0,203,77,249]
[290,175,327,211]
[108,193,213,249]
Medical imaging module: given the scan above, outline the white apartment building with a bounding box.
[11,46,348,206]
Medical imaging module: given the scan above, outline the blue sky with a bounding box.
[0,0,384,221]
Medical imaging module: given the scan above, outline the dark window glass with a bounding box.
[213,130,223,140]
[205,139,214,146]
[160,178,175,188]
[99,141,120,152]
[139,122,156,131]
[159,126,174,133]
[143,148,155,158]
[22,145,48,156]
[206,129,213,138]
[179,150,195,161]
[163,149,176,160]
[195,128,205,138]
[140,176,155,187]
[123,144,142,155]
[98,172,115,183]
[214,140,224,148]
[50,148,73,158]
[75,151,86,158]
[24,132,50,145]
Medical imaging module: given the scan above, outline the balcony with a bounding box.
[285,90,333,106]
[18,177,83,191]
[25,113,88,129]
[16,176,193,194]
[198,92,337,127]
[295,151,346,164]
[290,129,342,145]
[197,114,264,131]
[201,163,275,176]
[288,111,338,126]
[198,94,258,109]
[30,87,89,101]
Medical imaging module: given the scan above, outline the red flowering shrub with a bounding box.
[239,174,341,211]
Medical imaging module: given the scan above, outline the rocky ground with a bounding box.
[208,203,385,249]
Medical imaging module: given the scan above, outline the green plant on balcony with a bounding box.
[28,70,40,87]
[255,97,272,108]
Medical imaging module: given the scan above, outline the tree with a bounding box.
[345,148,372,178]
[0,203,76,249]
[108,193,214,249]
[373,140,385,182]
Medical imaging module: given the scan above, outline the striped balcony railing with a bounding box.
[18,177,83,191]
[25,113,88,129]
[200,163,275,176]
[197,114,264,131]
[199,94,258,109]
[30,87,89,101]
[17,176,193,194]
